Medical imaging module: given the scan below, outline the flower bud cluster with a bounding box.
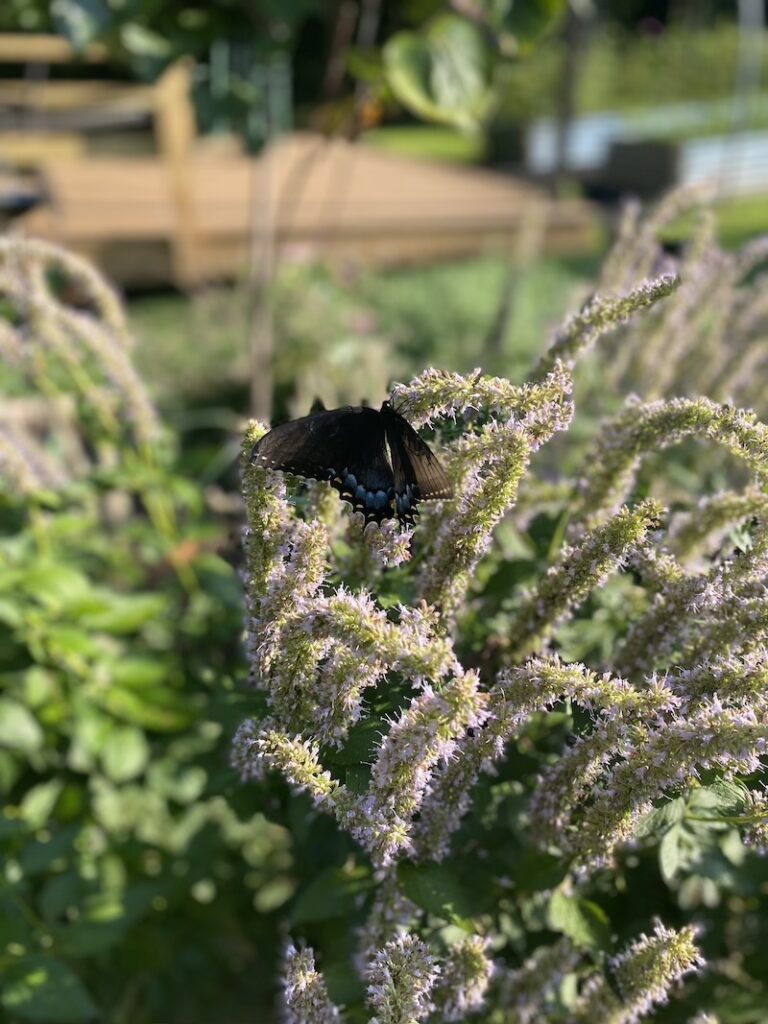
[508,500,663,659]
[432,935,494,1021]
[572,922,703,1024]
[283,945,343,1024]
[575,398,768,530]
[0,236,159,448]
[618,521,768,676]
[367,935,439,1024]
[396,364,575,618]
[596,190,768,421]
[532,273,680,381]
[671,489,768,559]
[0,423,68,495]
[237,361,764,1022]
[568,699,768,869]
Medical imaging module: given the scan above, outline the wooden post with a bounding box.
[153,59,199,289]
[249,127,276,422]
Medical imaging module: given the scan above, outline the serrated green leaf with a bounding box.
[634,796,687,838]
[688,779,750,817]
[290,866,371,925]
[659,822,695,883]
[547,889,611,949]
[397,862,475,918]
[513,848,568,892]
[324,718,383,766]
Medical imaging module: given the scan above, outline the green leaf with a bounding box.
[0,812,28,839]
[80,594,168,635]
[39,871,90,922]
[659,822,698,884]
[54,919,130,958]
[43,626,104,663]
[1,955,98,1022]
[109,658,168,689]
[547,889,611,950]
[720,828,746,867]
[481,559,539,599]
[513,848,568,892]
[120,22,172,58]
[20,780,64,828]
[384,14,493,130]
[100,727,150,782]
[93,687,195,732]
[0,698,44,754]
[496,0,566,44]
[0,894,38,951]
[455,0,565,57]
[290,866,371,925]
[20,563,90,608]
[634,796,687,839]
[688,779,750,817]
[0,597,23,627]
[324,718,383,766]
[397,862,475,919]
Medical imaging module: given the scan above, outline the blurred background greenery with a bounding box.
[2,1,768,1022]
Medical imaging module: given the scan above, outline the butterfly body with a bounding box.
[251,401,452,525]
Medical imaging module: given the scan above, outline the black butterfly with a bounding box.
[251,401,453,525]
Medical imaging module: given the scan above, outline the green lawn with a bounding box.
[128,185,767,431]
[658,192,768,249]
[128,254,597,418]
[359,125,488,164]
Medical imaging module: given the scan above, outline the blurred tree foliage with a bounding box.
[0,1,750,142]
[0,0,568,139]
[495,20,768,122]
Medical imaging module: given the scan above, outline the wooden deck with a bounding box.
[2,34,600,286]
[19,133,601,286]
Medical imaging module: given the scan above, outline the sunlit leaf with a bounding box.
[547,889,611,950]
[384,14,493,129]
[50,0,112,50]
[119,23,172,58]
[80,593,169,635]
[100,727,150,782]
[0,698,43,755]
[1,955,98,1022]
[20,780,64,829]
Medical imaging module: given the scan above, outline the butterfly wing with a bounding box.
[382,403,453,524]
[252,407,398,524]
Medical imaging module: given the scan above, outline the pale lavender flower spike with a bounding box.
[234,214,768,1018]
